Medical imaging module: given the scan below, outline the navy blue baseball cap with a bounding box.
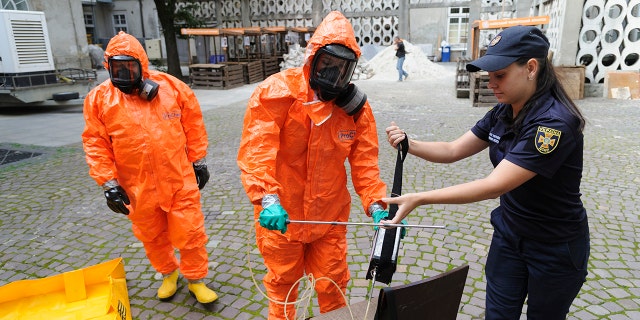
[466,25,550,72]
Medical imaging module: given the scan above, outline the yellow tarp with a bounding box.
[0,258,132,320]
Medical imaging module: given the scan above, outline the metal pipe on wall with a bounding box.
[139,0,146,38]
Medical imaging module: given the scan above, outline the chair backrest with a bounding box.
[374,264,469,320]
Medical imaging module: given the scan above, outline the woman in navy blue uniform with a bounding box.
[383,25,589,319]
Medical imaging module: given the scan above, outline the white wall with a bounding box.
[409,8,448,57]
[29,0,92,69]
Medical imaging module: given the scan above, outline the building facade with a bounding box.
[3,0,638,85]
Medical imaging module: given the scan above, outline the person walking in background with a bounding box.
[237,11,393,320]
[82,31,218,306]
[383,26,589,319]
[394,36,409,81]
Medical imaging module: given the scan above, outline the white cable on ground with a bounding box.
[245,221,362,320]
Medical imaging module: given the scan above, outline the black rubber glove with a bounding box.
[193,163,210,189]
[104,186,130,215]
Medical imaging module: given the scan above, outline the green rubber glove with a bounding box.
[372,209,407,239]
[259,203,288,234]
[372,209,389,225]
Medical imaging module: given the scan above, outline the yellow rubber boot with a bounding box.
[157,269,179,301]
[188,281,218,304]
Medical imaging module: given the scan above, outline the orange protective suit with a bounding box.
[82,32,210,280]
[237,11,387,319]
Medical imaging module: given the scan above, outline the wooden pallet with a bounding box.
[246,61,264,83]
[243,61,265,84]
[455,59,470,98]
[222,61,264,84]
[262,57,281,79]
[556,66,585,100]
[189,63,245,89]
[471,71,498,107]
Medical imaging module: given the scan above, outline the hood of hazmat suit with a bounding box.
[237,11,387,243]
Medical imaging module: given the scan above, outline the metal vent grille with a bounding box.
[0,149,43,166]
[10,19,49,65]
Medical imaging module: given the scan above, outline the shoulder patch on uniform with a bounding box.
[535,126,561,154]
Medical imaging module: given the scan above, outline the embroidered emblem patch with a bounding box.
[535,126,561,154]
[489,35,501,47]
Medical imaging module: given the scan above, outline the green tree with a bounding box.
[153,0,206,80]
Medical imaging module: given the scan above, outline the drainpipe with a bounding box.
[92,0,97,44]
[139,0,146,38]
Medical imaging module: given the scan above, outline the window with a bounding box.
[447,7,470,45]
[1,0,29,10]
[113,13,128,33]
[84,12,95,44]
[84,13,94,27]
[82,4,98,44]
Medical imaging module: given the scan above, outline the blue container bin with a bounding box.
[208,55,226,64]
[441,45,451,62]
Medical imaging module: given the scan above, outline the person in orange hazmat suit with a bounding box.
[237,11,394,319]
[81,31,218,305]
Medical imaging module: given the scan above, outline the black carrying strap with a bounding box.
[388,135,409,218]
[377,135,409,270]
[366,135,409,285]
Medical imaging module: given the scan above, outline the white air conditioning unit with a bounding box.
[0,10,55,74]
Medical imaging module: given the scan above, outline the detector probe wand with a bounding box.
[286,219,448,229]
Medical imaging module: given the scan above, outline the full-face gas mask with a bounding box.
[108,55,159,100]
[309,44,358,102]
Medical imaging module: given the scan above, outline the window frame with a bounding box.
[447,6,470,46]
[112,12,128,34]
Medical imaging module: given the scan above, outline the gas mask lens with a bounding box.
[109,55,142,93]
[309,44,357,101]
[312,52,356,90]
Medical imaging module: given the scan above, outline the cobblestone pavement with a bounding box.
[1,64,639,319]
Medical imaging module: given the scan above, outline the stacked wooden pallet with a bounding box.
[471,71,498,107]
[244,61,264,84]
[189,63,244,89]
[556,66,585,100]
[262,57,280,79]
[223,61,264,84]
[455,59,470,99]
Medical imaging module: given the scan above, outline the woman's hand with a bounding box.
[385,121,406,149]
[381,193,422,225]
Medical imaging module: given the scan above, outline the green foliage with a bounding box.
[149,59,168,73]
[174,2,207,39]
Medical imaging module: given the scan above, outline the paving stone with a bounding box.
[586,304,610,316]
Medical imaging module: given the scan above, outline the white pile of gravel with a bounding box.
[279,40,448,81]
[363,40,448,81]
[279,43,372,80]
